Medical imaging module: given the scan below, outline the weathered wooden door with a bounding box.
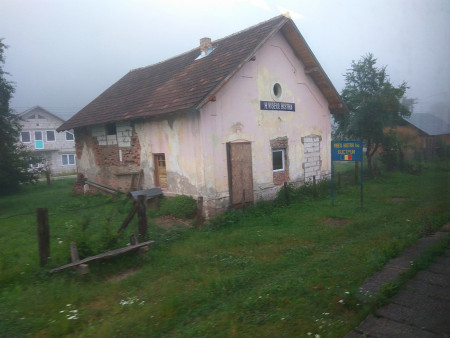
[227,142,254,206]
[154,154,168,188]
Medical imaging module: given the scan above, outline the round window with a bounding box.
[273,83,282,98]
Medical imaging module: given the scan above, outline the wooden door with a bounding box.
[154,154,167,188]
[227,142,254,206]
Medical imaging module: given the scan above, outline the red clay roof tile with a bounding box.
[58,15,346,131]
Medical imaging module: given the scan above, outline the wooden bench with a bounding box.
[49,236,154,274]
[128,188,163,201]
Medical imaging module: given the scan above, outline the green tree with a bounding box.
[334,53,410,172]
[0,39,42,194]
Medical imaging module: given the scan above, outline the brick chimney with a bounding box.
[200,37,212,54]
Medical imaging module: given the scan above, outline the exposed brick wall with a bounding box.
[270,136,289,185]
[302,134,322,181]
[74,123,141,190]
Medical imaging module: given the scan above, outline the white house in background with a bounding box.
[18,106,76,174]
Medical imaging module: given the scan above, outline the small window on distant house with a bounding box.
[106,123,117,135]
[272,149,285,172]
[62,154,75,165]
[28,115,36,119]
[21,131,30,143]
[46,130,55,142]
[38,115,45,119]
[65,131,74,141]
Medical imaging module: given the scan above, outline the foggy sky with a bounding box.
[1,0,449,120]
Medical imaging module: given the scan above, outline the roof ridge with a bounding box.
[18,105,66,121]
[212,14,287,45]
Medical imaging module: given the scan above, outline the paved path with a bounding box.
[346,224,450,337]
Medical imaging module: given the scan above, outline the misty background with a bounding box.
[1,0,449,122]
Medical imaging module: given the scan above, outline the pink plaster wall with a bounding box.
[200,32,332,203]
[135,111,204,196]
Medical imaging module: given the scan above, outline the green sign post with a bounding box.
[331,141,363,207]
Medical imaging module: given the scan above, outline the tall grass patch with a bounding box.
[0,161,448,336]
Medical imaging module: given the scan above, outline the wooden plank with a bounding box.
[117,201,139,233]
[137,195,147,242]
[87,181,119,195]
[49,240,155,273]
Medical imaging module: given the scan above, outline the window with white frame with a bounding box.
[21,131,31,143]
[272,149,285,172]
[61,154,75,165]
[46,130,55,142]
[65,131,74,141]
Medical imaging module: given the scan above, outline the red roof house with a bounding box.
[59,14,347,216]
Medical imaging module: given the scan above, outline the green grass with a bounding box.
[0,161,449,337]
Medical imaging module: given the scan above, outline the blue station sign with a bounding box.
[331,141,363,161]
[331,141,364,208]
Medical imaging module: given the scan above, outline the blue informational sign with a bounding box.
[331,141,363,208]
[331,141,362,161]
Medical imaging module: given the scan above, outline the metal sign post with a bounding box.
[331,141,363,208]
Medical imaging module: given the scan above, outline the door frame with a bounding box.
[153,153,167,188]
[226,141,254,206]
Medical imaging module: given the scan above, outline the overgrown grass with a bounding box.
[158,195,197,219]
[0,161,448,337]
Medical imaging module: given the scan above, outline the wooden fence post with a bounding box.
[137,195,147,242]
[70,242,89,274]
[37,208,50,267]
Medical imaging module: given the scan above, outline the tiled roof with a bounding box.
[58,15,346,131]
[405,113,450,136]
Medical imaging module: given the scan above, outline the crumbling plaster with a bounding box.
[200,32,332,203]
[74,31,332,214]
[134,111,205,196]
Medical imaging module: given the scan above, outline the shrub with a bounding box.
[274,179,331,205]
[159,195,197,219]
